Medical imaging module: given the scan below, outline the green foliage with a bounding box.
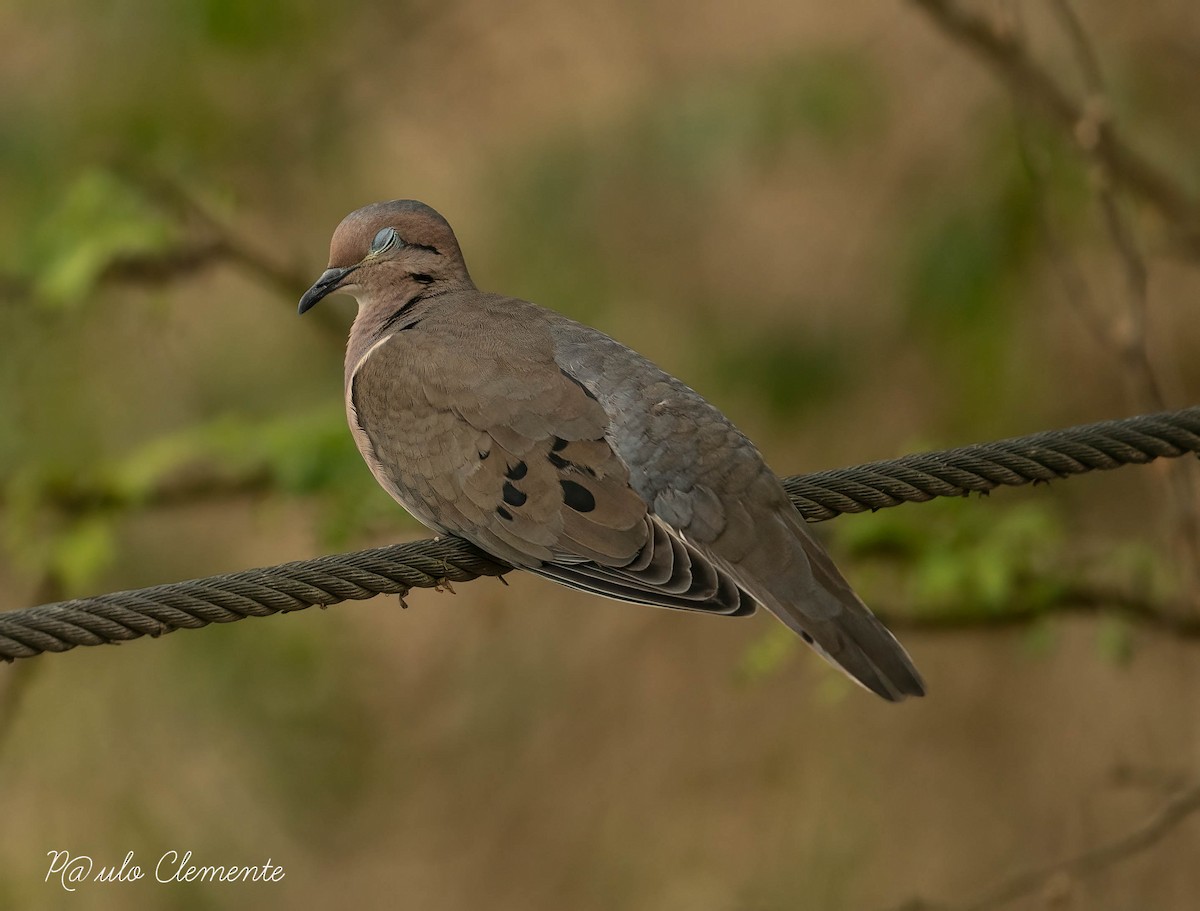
[48,517,118,594]
[707,327,849,420]
[27,170,178,306]
[486,49,885,319]
[1,472,118,593]
[898,120,1085,423]
[904,171,1037,337]
[736,493,1165,682]
[754,51,886,152]
[838,495,1066,615]
[196,0,317,51]
[737,495,1083,679]
[1,407,418,588]
[110,410,353,501]
[106,409,417,544]
[0,0,354,227]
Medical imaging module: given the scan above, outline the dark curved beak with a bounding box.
[298,265,358,315]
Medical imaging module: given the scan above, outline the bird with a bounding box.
[298,199,925,702]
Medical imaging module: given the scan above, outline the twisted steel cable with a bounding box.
[3,407,1198,662]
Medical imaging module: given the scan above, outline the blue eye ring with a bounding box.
[370,226,399,254]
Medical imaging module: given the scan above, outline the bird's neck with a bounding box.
[343,285,451,388]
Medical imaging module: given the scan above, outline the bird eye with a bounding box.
[370,227,399,254]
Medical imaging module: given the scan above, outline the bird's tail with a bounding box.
[769,594,926,702]
[745,524,926,702]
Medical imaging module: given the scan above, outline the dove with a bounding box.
[299,200,925,701]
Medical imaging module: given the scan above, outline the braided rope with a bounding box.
[783,408,1200,519]
[2,407,1198,661]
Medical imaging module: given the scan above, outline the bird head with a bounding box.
[298,199,472,314]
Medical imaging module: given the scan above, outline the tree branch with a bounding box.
[1003,0,1200,585]
[1,167,345,338]
[909,0,1200,260]
[112,166,315,302]
[888,779,1200,911]
[878,583,1200,640]
[11,465,278,516]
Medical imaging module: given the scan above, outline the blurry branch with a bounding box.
[1053,0,1200,582]
[1044,0,1103,90]
[9,466,277,517]
[1043,0,1167,410]
[1005,0,1200,589]
[111,166,349,338]
[909,0,1200,261]
[96,239,232,289]
[112,166,312,302]
[0,166,345,339]
[890,779,1200,911]
[877,583,1200,640]
[0,409,380,553]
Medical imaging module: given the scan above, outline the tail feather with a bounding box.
[737,515,926,702]
[768,596,926,702]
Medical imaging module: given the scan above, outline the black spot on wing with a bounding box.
[502,482,527,507]
[505,461,528,481]
[496,506,513,521]
[560,480,596,513]
[551,437,569,452]
[548,452,569,470]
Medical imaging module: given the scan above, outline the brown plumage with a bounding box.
[299,199,925,701]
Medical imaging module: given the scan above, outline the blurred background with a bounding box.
[1,0,1199,908]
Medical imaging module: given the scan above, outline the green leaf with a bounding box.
[29,169,177,306]
[834,495,1066,619]
[103,408,416,545]
[1,476,117,590]
[50,517,117,593]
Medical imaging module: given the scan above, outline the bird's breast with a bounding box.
[344,331,454,535]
